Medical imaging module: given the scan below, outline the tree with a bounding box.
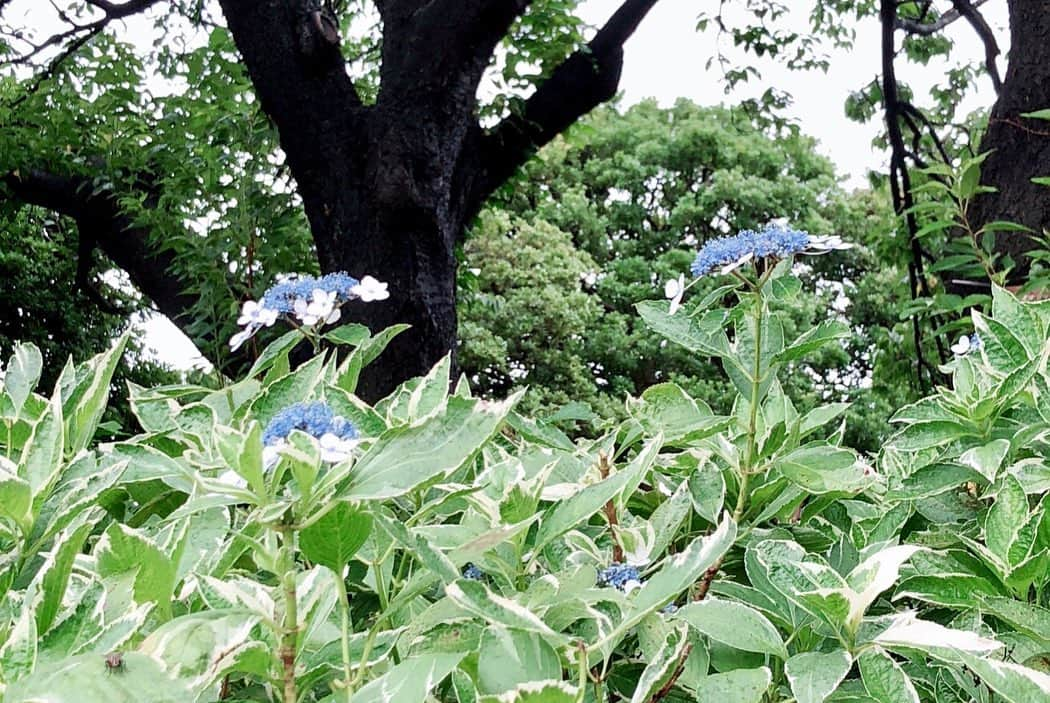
[460,100,909,451]
[1,0,663,399]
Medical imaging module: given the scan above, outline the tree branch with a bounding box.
[951,0,1002,93]
[463,0,661,217]
[2,169,206,352]
[895,0,989,35]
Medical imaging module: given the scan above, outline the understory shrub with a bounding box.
[0,232,1048,703]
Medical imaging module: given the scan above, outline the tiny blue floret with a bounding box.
[598,563,641,592]
[261,272,360,313]
[690,224,811,278]
[462,563,484,581]
[262,401,358,446]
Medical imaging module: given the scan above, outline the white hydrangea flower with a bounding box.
[664,273,685,315]
[803,234,854,254]
[229,327,255,352]
[720,251,755,275]
[262,440,284,470]
[318,432,359,463]
[352,275,390,302]
[237,300,279,327]
[293,289,340,326]
[215,469,247,489]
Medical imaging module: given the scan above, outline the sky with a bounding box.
[5,0,1011,369]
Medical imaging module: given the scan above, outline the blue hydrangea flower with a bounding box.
[661,603,679,615]
[262,402,359,465]
[462,563,484,581]
[598,563,642,592]
[691,225,812,278]
[261,272,361,314]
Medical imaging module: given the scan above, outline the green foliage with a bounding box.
[2,243,1047,703]
[461,100,912,451]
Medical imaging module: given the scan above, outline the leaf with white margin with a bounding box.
[446,580,569,645]
[695,666,771,703]
[785,650,852,703]
[629,624,690,703]
[859,647,919,703]
[872,611,1001,658]
[478,679,579,702]
[350,652,465,703]
[675,598,787,659]
[140,610,266,692]
[844,545,923,631]
[957,650,1050,703]
[598,514,737,649]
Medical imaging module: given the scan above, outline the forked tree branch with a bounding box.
[464,0,661,217]
[895,0,990,35]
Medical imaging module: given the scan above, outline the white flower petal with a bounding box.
[229,327,256,351]
[353,275,390,302]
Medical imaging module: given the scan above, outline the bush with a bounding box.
[1,234,1048,703]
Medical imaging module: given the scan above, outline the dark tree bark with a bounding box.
[6,0,661,401]
[967,0,1050,280]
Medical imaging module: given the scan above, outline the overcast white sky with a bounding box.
[6,0,1010,368]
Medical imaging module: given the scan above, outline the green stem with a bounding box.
[276,520,299,703]
[744,294,765,473]
[335,573,354,702]
[574,642,588,703]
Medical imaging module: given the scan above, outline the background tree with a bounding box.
[0,0,663,399]
[460,100,909,451]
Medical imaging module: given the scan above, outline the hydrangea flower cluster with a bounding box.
[688,225,852,279]
[598,563,642,593]
[951,333,981,356]
[462,563,484,581]
[262,401,359,466]
[230,272,390,351]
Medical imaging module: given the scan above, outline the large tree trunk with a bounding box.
[968,0,1050,279]
[7,0,660,402]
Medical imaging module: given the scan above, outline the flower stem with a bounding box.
[335,572,354,702]
[276,519,299,703]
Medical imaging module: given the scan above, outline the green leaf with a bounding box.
[95,523,176,618]
[626,383,728,444]
[0,603,37,684]
[22,388,64,500]
[351,652,465,703]
[887,420,974,451]
[446,579,568,645]
[5,652,193,703]
[785,650,852,703]
[636,301,730,358]
[981,597,1050,644]
[356,323,411,367]
[139,610,266,692]
[300,502,372,573]
[4,342,42,415]
[69,332,129,453]
[476,627,561,695]
[32,515,96,634]
[959,440,1011,483]
[986,474,1028,558]
[858,648,919,703]
[775,444,872,494]
[695,666,771,703]
[0,457,32,534]
[689,465,725,523]
[957,651,1050,702]
[533,438,659,552]
[974,311,1031,371]
[247,329,305,378]
[345,393,519,500]
[675,598,787,659]
[774,320,849,364]
[628,624,690,703]
[245,354,326,427]
[477,681,579,703]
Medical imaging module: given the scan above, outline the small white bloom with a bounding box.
[352,275,390,302]
[263,441,284,470]
[664,274,685,315]
[229,327,256,352]
[622,578,643,594]
[318,432,358,463]
[803,234,854,254]
[953,337,974,358]
[237,300,279,327]
[294,289,339,326]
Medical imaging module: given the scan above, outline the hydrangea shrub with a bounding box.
[0,250,1048,703]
